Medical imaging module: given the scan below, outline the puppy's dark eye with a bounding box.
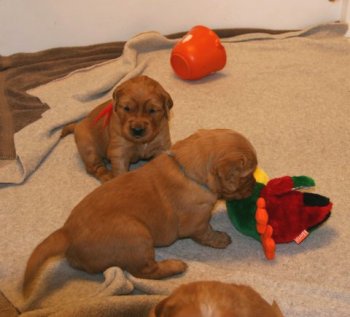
[148,108,157,114]
[123,106,130,112]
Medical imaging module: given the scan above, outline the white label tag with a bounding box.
[294,230,309,244]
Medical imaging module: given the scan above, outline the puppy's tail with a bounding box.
[60,123,76,138]
[23,228,69,298]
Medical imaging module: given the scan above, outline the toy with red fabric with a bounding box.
[226,169,332,260]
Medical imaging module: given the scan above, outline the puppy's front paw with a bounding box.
[98,172,114,183]
[209,231,232,249]
[193,229,232,249]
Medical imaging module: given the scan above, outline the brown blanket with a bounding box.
[0,42,125,160]
[0,28,289,161]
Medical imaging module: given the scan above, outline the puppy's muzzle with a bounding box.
[131,127,146,138]
[128,120,150,139]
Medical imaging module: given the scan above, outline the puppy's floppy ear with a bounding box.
[212,153,255,195]
[216,154,248,180]
[161,90,173,119]
[215,158,240,191]
[112,87,122,111]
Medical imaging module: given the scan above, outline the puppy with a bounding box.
[61,75,173,182]
[23,129,257,296]
[149,281,284,317]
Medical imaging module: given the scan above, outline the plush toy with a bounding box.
[226,168,332,260]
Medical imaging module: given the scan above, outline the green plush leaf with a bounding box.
[291,176,315,189]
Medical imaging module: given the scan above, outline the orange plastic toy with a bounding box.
[170,25,227,80]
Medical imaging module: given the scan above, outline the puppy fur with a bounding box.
[149,281,284,317]
[61,75,173,182]
[23,129,257,297]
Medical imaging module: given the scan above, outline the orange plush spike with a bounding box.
[261,225,275,260]
[255,198,268,234]
[257,197,266,208]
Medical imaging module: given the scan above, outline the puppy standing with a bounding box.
[149,281,284,317]
[23,129,257,296]
[61,75,173,182]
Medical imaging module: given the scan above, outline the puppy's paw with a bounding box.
[207,231,232,249]
[172,259,188,273]
[98,172,114,183]
[138,259,187,279]
[193,230,232,249]
[162,259,188,275]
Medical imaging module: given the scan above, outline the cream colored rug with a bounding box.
[0,23,349,316]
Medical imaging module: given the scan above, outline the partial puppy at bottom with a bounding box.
[149,281,284,317]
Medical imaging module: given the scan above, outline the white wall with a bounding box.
[342,0,350,35]
[0,0,346,55]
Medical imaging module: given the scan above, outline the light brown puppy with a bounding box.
[149,281,284,317]
[61,75,173,182]
[23,129,257,297]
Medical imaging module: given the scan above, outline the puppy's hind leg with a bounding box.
[74,123,113,183]
[126,228,187,279]
[82,148,113,183]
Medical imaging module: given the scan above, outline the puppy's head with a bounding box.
[112,76,173,143]
[149,281,284,317]
[150,290,203,317]
[213,152,257,200]
[209,131,258,200]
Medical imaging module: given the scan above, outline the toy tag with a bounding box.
[294,230,309,244]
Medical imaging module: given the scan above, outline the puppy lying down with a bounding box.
[149,281,284,317]
[23,129,257,296]
[61,75,173,183]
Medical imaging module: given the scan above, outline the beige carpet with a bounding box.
[0,23,349,316]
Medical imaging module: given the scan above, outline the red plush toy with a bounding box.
[227,171,332,260]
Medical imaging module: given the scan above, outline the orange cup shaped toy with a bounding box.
[170,25,227,80]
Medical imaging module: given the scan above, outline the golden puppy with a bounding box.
[23,129,257,296]
[149,281,284,317]
[61,75,173,182]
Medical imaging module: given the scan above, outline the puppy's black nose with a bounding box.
[131,127,145,138]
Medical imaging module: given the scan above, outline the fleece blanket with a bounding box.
[0,23,349,316]
[0,28,282,162]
